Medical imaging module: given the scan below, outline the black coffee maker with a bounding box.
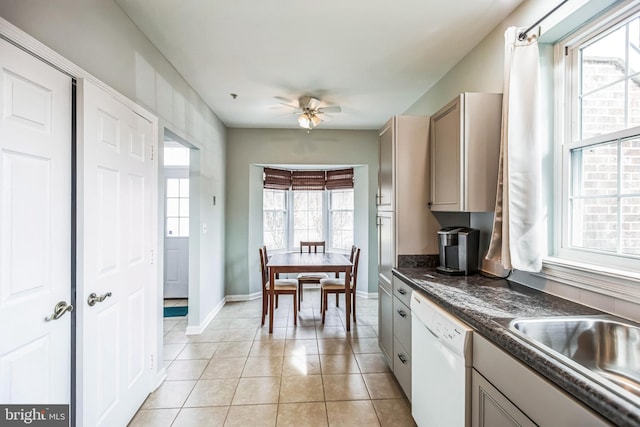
[436,227,479,275]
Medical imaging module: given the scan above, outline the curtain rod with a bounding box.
[518,0,570,41]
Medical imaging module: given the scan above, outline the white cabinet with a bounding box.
[376,115,438,259]
[377,116,435,398]
[430,93,502,212]
[473,334,610,426]
[378,280,393,365]
[392,276,412,400]
[472,370,536,427]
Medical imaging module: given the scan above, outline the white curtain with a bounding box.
[486,26,543,273]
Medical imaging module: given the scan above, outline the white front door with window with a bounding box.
[164,167,189,298]
[0,38,72,404]
[78,80,157,426]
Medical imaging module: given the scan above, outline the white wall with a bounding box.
[0,0,227,354]
[404,0,639,321]
[225,128,379,297]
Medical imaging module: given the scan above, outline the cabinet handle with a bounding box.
[397,353,407,364]
[397,309,406,318]
[397,288,407,295]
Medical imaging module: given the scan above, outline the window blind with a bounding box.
[263,167,292,190]
[291,170,326,191]
[325,168,354,190]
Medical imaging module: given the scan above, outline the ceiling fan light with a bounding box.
[298,113,312,129]
[310,114,322,127]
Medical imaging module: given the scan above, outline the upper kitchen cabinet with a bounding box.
[377,116,429,213]
[377,115,437,267]
[429,93,502,212]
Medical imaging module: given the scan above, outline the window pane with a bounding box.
[167,179,180,197]
[166,218,179,236]
[294,210,308,230]
[581,26,626,94]
[179,218,189,237]
[629,17,640,75]
[164,146,190,166]
[630,74,640,128]
[571,197,618,252]
[179,179,189,197]
[622,138,640,193]
[621,197,640,255]
[179,198,189,217]
[581,81,626,139]
[167,198,180,216]
[308,192,322,209]
[571,142,618,196]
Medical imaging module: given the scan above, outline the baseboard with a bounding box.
[357,290,378,299]
[185,298,225,335]
[225,291,262,302]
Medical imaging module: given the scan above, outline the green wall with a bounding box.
[225,128,379,297]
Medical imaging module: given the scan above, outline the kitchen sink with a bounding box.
[505,315,640,402]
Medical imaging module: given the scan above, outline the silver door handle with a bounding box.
[45,301,73,321]
[87,292,112,307]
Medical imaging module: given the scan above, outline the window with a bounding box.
[557,5,640,271]
[166,178,189,237]
[292,191,323,243]
[329,190,354,250]
[263,188,354,252]
[263,189,287,250]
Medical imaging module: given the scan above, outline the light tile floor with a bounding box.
[130,290,416,426]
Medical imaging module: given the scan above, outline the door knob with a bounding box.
[45,301,73,321]
[87,292,112,307]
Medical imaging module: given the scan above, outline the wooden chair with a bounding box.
[296,241,329,309]
[332,245,357,308]
[300,241,326,253]
[259,247,297,326]
[320,247,360,324]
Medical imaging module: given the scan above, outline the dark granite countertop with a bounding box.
[393,267,640,427]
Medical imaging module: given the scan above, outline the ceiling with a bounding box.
[115,0,524,130]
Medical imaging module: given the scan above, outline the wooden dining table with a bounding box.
[266,252,353,333]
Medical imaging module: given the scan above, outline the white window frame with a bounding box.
[328,189,355,252]
[288,190,327,250]
[545,2,640,299]
[263,189,288,251]
[263,188,353,254]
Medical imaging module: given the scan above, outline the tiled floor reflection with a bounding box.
[129,289,416,426]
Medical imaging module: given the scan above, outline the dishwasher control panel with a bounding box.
[411,291,473,356]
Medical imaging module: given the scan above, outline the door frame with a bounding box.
[0,16,162,424]
[161,129,200,326]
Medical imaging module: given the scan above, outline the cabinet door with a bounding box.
[472,370,536,427]
[378,281,393,366]
[377,211,395,285]
[430,96,461,211]
[378,118,394,210]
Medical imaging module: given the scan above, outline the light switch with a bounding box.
[202,223,208,234]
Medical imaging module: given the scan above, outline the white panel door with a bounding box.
[164,237,188,298]
[79,80,156,427]
[0,39,72,404]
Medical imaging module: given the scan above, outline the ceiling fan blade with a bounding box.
[279,102,301,110]
[299,96,321,110]
[318,105,341,113]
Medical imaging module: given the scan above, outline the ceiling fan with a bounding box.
[278,96,342,130]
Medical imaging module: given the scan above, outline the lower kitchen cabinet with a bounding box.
[378,280,393,365]
[392,276,412,400]
[472,369,535,427]
[473,334,610,426]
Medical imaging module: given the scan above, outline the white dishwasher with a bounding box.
[411,291,473,427]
